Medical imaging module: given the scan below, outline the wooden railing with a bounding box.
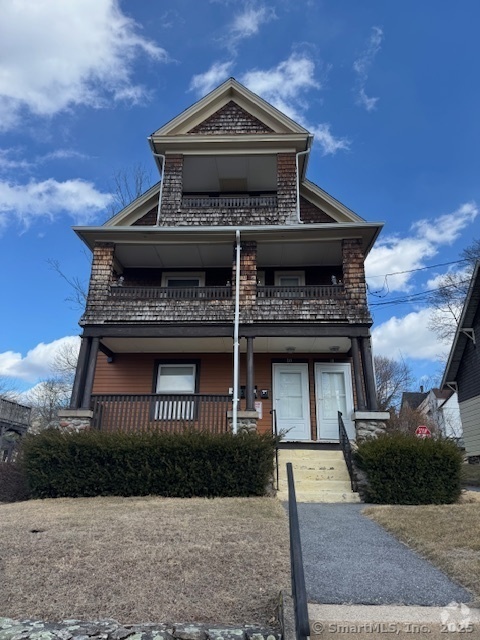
[91,394,231,433]
[257,285,345,299]
[111,285,232,300]
[0,398,31,429]
[181,195,277,208]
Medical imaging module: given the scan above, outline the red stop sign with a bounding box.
[415,425,432,438]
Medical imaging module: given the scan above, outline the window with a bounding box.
[155,363,198,420]
[161,272,205,287]
[274,271,305,286]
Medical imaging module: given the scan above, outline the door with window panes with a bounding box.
[314,363,355,440]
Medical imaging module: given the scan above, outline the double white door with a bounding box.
[272,362,355,441]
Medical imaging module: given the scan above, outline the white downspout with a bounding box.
[232,229,241,434]
[295,137,313,223]
[147,136,165,226]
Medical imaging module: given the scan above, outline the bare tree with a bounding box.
[51,340,80,385]
[428,239,480,343]
[386,405,439,436]
[106,162,153,220]
[25,377,71,432]
[0,376,20,401]
[48,257,88,309]
[374,355,414,411]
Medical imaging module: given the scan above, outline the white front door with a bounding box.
[315,363,355,440]
[273,363,311,441]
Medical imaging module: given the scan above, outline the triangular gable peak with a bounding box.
[300,180,365,224]
[188,100,274,135]
[152,78,309,137]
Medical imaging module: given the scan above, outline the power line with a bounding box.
[369,278,471,308]
[366,258,470,280]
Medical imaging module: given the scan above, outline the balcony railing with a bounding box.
[0,398,31,429]
[111,285,232,300]
[91,393,231,433]
[257,285,345,299]
[181,195,277,208]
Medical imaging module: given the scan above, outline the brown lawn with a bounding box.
[0,496,290,625]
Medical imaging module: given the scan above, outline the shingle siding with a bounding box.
[188,101,274,135]
[456,306,480,402]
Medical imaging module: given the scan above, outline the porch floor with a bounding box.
[276,448,360,503]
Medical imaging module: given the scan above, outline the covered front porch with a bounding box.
[68,326,379,439]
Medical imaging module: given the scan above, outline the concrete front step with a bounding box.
[278,479,353,492]
[276,447,360,503]
[277,489,361,503]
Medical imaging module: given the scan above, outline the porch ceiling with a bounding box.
[112,239,342,269]
[100,336,352,354]
[183,155,277,192]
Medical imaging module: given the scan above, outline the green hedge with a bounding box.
[354,433,463,504]
[22,429,277,499]
[0,460,31,502]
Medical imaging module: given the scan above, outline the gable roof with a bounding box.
[151,78,309,138]
[401,391,427,411]
[442,261,480,387]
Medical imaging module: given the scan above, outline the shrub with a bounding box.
[354,433,463,504]
[0,459,31,502]
[22,428,277,499]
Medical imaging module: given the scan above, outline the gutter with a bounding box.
[295,135,313,223]
[147,136,166,225]
[232,229,241,434]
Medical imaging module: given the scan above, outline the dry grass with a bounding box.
[363,503,480,602]
[0,497,289,625]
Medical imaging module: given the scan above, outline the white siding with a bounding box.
[459,396,480,456]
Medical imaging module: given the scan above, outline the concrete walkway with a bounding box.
[297,503,472,606]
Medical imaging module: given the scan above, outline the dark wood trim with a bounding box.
[81,337,100,409]
[360,337,378,411]
[82,323,371,339]
[70,337,90,409]
[83,325,234,338]
[246,337,255,411]
[99,342,115,362]
[351,337,367,411]
[240,325,371,338]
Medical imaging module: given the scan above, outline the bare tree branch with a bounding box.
[374,355,413,411]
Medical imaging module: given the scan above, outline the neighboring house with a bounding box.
[0,397,31,462]
[416,389,463,441]
[442,261,480,459]
[65,78,387,446]
[400,390,428,413]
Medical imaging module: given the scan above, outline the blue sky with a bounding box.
[0,0,479,392]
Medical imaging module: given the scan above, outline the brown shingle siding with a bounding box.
[188,101,274,135]
[300,196,335,223]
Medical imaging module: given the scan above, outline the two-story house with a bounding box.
[62,78,387,470]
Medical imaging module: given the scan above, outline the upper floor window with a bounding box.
[161,272,205,287]
[274,271,305,286]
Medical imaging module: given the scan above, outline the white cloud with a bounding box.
[0,0,167,130]
[366,201,478,292]
[353,26,383,112]
[241,53,349,155]
[190,53,350,156]
[226,5,276,51]
[0,178,113,229]
[372,308,446,361]
[0,148,31,172]
[189,61,234,96]
[0,336,80,382]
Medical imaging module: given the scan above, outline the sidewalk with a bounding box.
[297,503,472,606]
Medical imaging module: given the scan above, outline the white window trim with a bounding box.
[156,363,197,394]
[274,270,305,286]
[161,271,205,287]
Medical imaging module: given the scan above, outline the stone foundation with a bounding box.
[0,618,279,640]
[57,409,93,432]
[352,411,390,443]
[227,411,259,433]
